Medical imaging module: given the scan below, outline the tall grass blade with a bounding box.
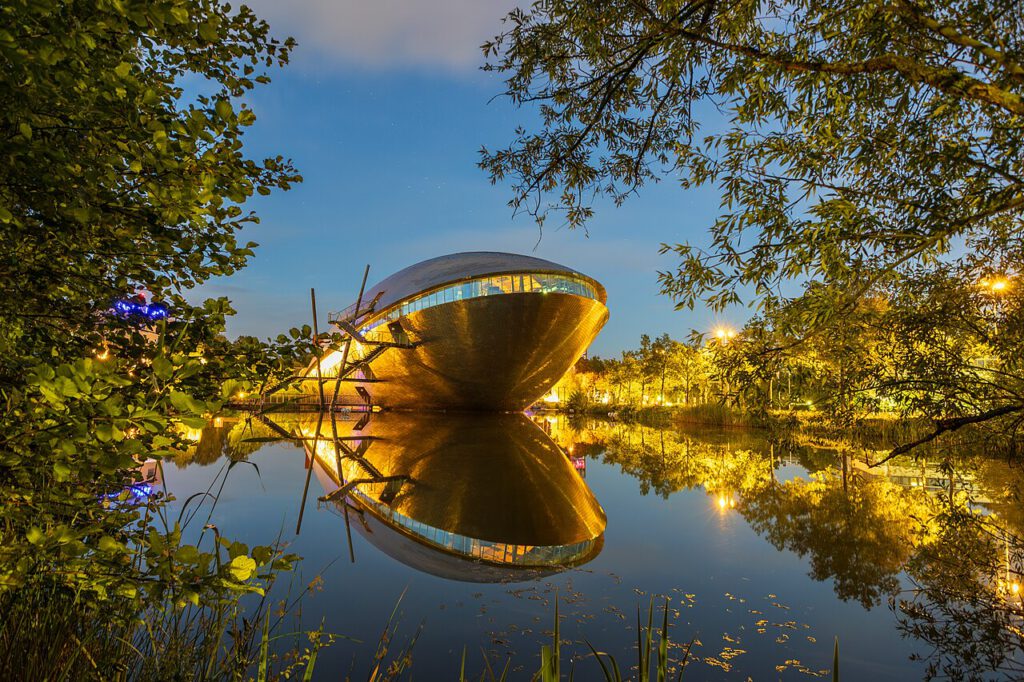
[541,646,554,682]
[302,623,324,682]
[481,647,511,682]
[584,639,622,682]
[657,597,669,682]
[833,636,840,682]
[553,592,560,680]
[676,635,696,682]
[257,607,271,682]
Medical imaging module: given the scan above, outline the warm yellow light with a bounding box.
[543,390,559,403]
[1013,582,1021,595]
[718,496,728,509]
[213,417,224,428]
[980,276,1012,293]
[601,394,610,404]
[236,391,247,400]
[319,349,347,374]
[713,327,737,342]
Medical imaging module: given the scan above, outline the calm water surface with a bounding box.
[164,414,1024,680]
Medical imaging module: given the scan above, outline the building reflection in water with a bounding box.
[294,412,606,583]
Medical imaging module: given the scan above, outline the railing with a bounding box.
[328,303,360,325]
[349,487,598,567]
[329,272,601,333]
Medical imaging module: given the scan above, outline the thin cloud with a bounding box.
[246,0,517,72]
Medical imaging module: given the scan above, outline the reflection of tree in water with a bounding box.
[588,421,925,607]
[578,419,1024,679]
[595,422,772,498]
[896,508,1024,681]
[742,472,929,608]
[170,416,293,468]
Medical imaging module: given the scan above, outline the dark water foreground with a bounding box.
[168,414,1024,680]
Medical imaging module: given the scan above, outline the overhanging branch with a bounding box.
[872,403,1024,466]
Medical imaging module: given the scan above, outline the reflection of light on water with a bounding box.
[716,494,736,511]
[103,482,155,506]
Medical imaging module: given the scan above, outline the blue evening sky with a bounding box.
[195,1,739,357]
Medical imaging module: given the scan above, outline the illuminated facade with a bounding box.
[318,252,608,411]
[302,413,606,581]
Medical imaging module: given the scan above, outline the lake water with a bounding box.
[164,413,1024,680]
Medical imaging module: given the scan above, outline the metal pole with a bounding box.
[330,265,370,411]
[296,409,324,535]
[311,288,326,409]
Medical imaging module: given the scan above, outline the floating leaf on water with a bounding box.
[720,647,747,661]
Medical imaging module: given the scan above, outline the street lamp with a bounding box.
[979,275,1012,294]
[713,326,737,343]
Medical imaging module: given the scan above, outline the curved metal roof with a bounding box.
[357,252,607,313]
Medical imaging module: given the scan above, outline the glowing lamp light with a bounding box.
[1013,582,1021,595]
[103,482,155,505]
[543,391,559,403]
[980,276,1012,293]
[113,298,169,321]
[713,327,737,343]
[717,495,728,510]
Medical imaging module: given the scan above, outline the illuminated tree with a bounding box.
[482,0,1024,446]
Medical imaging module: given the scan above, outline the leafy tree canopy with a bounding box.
[482,0,1022,308]
[0,4,312,670]
[482,0,1024,438]
[0,0,300,380]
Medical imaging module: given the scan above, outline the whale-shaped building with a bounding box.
[301,412,606,581]
[314,252,608,412]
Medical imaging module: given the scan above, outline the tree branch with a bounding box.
[672,28,1024,115]
[872,403,1024,466]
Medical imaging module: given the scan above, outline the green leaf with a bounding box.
[153,355,174,380]
[53,462,71,481]
[215,99,233,121]
[174,544,200,564]
[228,555,256,582]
